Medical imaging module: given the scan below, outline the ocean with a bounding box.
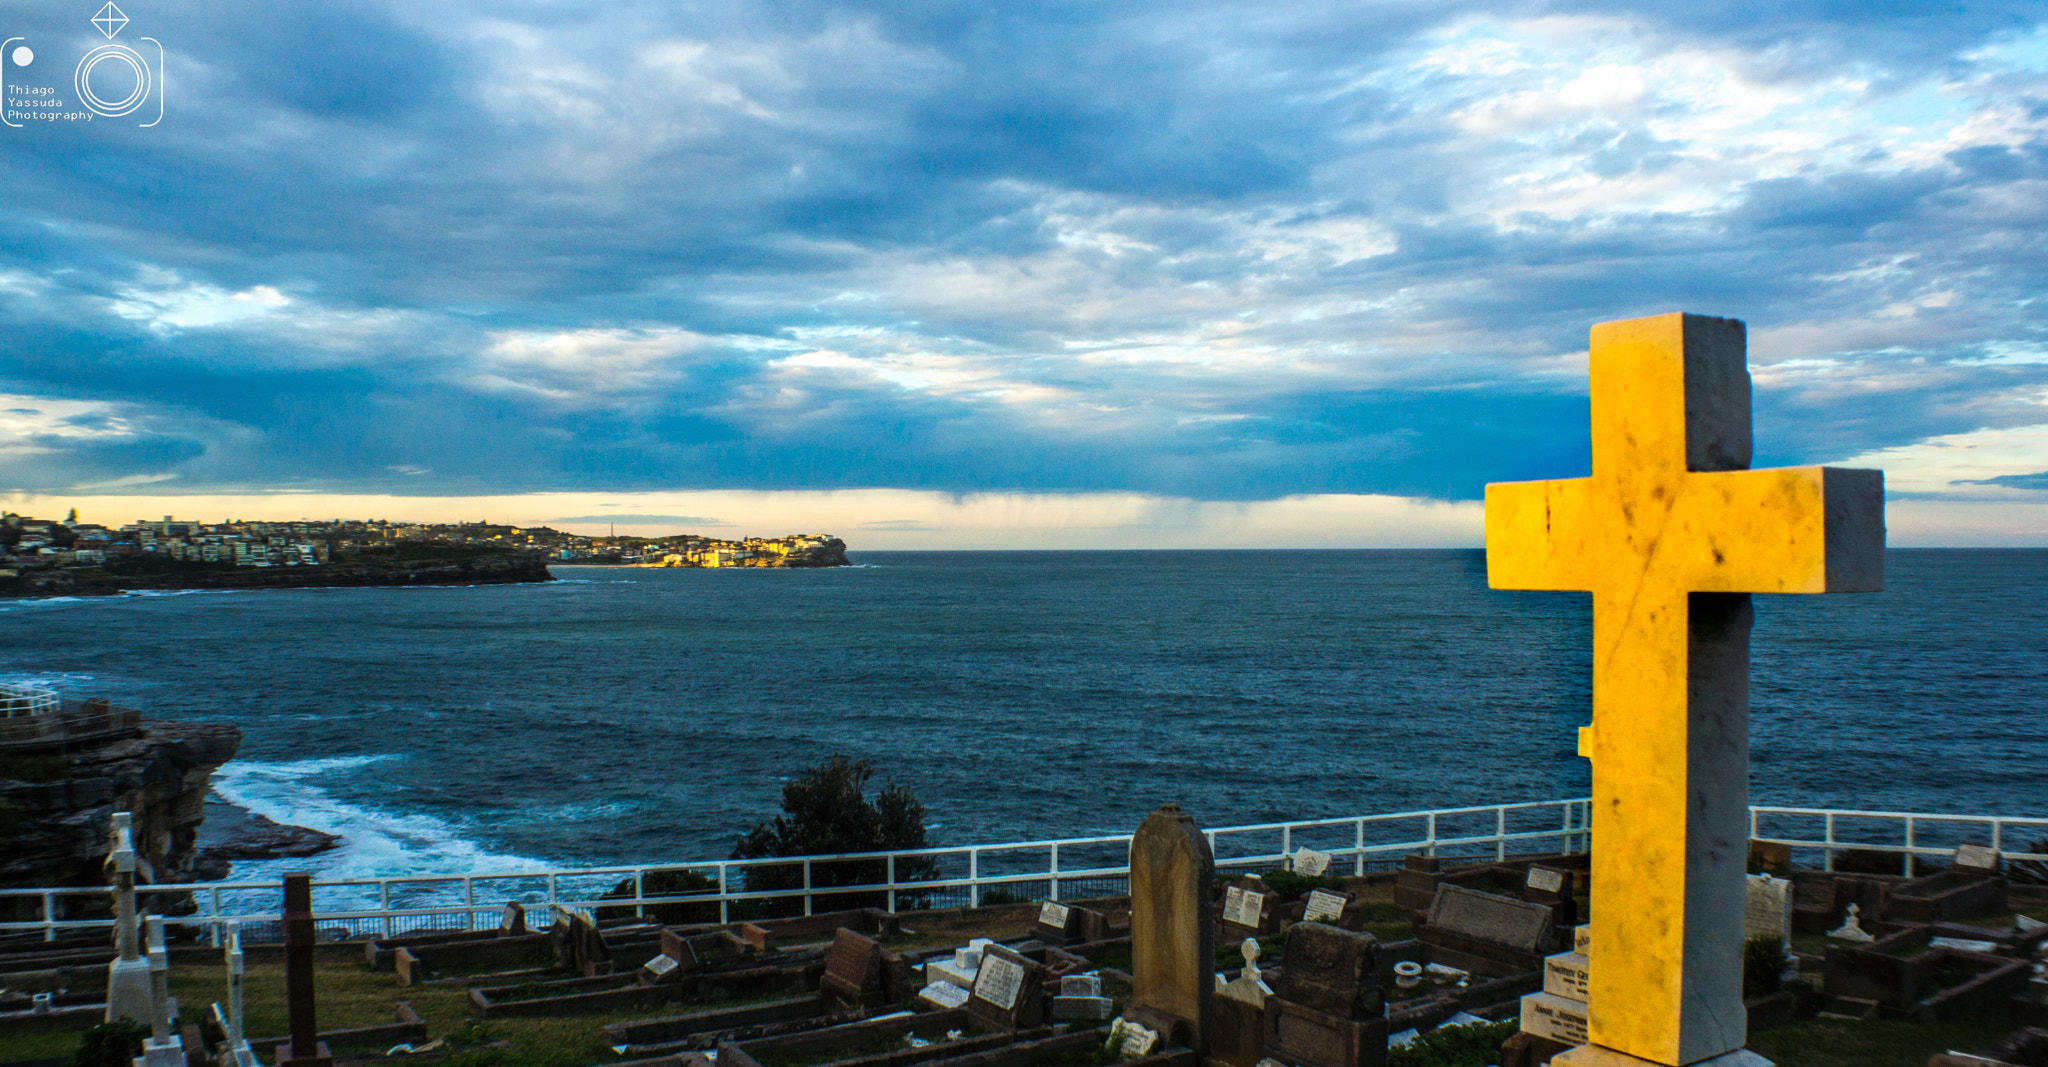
[1,549,2043,885]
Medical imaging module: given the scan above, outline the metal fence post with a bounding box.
[1049,843,1060,902]
[464,877,476,930]
[803,859,813,917]
[1495,807,1507,862]
[42,892,54,942]
[1903,817,1916,876]
[887,855,897,914]
[379,882,391,939]
[718,864,729,924]
[1354,819,1365,876]
[1425,812,1437,857]
[1281,826,1292,863]
[969,849,980,909]
[1823,813,1836,872]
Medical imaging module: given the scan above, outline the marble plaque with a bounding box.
[1743,875,1792,947]
[1039,900,1072,929]
[974,953,1026,1010]
[1519,991,1589,1045]
[1526,867,1565,894]
[1955,844,1999,871]
[1302,890,1346,924]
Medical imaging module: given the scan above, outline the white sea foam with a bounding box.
[210,756,558,912]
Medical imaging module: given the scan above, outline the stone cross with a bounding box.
[136,916,185,1067]
[275,873,333,1067]
[1486,313,1883,1067]
[1127,804,1215,1054]
[224,920,260,1067]
[104,811,153,1026]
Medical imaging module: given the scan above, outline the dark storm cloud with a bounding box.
[2,0,2045,501]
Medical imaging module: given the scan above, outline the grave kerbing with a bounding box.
[1125,803,1214,1053]
[274,872,333,1067]
[1487,311,1884,1067]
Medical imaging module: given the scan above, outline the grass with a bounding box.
[1749,1010,2014,1067]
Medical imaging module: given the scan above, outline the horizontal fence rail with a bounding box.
[2,799,2040,944]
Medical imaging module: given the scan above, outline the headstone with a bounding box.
[500,903,527,935]
[1259,923,1388,1067]
[966,943,1046,1030]
[1487,312,1882,1067]
[1221,876,1278,941]
[1744,875,1793,951]
[1523,865,1579,930]
[136,916,184,1067]
[1064,973,1104,997]
[274,872,332,1067]
[1211,940,1274,1067]
[1292,849,1333,877]
[917,981,971,1010]
[1034,899,1099,944]
[1827,904,1874,944]
[1302,889,1346,925]
[105,812,153,1026]
[819,929,885,1011]
[1421,884,1554,959]
[1105,1018,1161,1060]
[1543,953,1591,1001]
[222,921,258,1067]
[1393,855,1441,913]
[1127,804,1215,1053]
[1954,844,2001,873]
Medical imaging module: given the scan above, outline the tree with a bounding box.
[730,754,939,915]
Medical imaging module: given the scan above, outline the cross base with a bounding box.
[133,1037,185,1067]
[105,956,153,1026]
[1553,1046,1772,1067]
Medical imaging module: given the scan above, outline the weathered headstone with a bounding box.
[1221,876,1279,941]
[916,980,971,1010]
[1954,844,2001,874]
[819,929,885,1012]
[1035,900,1108,944]
[1292,849,1333,877]
[966,943,1046,1029]
[105,812,153,1026]
[1259,923,1387,1067]
[925,937,993,990]
[1127,803,1215,1053]
[1744,875,1793,951]
[1418,884,1555,971]
[136,916,184,1067]
[274,872,332,1067]
[500,903,527,935]
[1303,890,1349,925]
[1393,855,1441,913]
[1524,865,1579,931]
[1487,312,1883,1067]
[1212,939,1273,1067]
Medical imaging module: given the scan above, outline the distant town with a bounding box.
[0,510,848,595]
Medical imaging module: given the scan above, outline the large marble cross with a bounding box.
[1486,313,1883,1067]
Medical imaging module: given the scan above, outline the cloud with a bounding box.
[0,0,2042,543]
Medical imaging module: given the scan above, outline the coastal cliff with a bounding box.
[5,551,554,598]
[0,708,241,918]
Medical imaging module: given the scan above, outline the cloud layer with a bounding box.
[3,1,2046,526]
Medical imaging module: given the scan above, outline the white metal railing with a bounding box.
[0,682,59,718]
[4,799,2040,945]
[0,798,1593,943]
[1749,805,2048,876]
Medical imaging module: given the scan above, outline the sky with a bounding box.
[2,1,2046,547]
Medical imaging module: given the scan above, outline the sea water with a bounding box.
[1,549,2042,884]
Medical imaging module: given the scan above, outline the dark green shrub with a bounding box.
[598,868,720,924]
[1744,934,1789,998]
[730,754,939,915]
[70,1022,149,1067]
[1385,1019,1517,1067]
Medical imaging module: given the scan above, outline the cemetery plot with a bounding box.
[1822,925,2034,1021]
[715,1008,1058,1067]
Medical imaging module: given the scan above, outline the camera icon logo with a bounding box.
[3,2,162,128]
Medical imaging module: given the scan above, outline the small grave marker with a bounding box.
[1292,849,1332,877]
[917,981,970,1009]
[819,929,885,1012]
[966,944,1045,1029]
[1954,844,2001,872]
[1744,875,1793,951]
[1827,904,1874,944]
[1302,890,1347,924]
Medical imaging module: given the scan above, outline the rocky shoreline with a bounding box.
[3,551,554,598]
[191,798,344,879]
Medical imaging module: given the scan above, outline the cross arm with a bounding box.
[1674,466,1884,593]
[1485,476,1600,591]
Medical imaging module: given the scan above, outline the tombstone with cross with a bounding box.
[104,811,153,1027]
[1487,313,1883,1067]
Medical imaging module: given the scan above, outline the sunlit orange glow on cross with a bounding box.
[1486,313,1883,1067]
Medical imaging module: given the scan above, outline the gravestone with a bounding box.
[1293,849,1333,877]
[1052,971,1113,1021]
[1212,939,1273,1067]
[1826,904,1873,944]
[1417,885,1555,972]
[1034,900,1108,945]
[500,903,527,935]
[1487,312,1883,1067]
[221,920,259,1067]
[1260,923,1387,1067]
[1743,876,1792,951]
[105,812,153,1026]
[1127,804,1215,1053]
[1221,876,1279,942]
[136,916,184,1067]
[1303,890,1349,925]
[274,872,332,1067]
[925,937,993,990]
[819,929,885,1012]
[1524,866,1578,930]
[1393,855,1441,913]
[966,943,1046,1030]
